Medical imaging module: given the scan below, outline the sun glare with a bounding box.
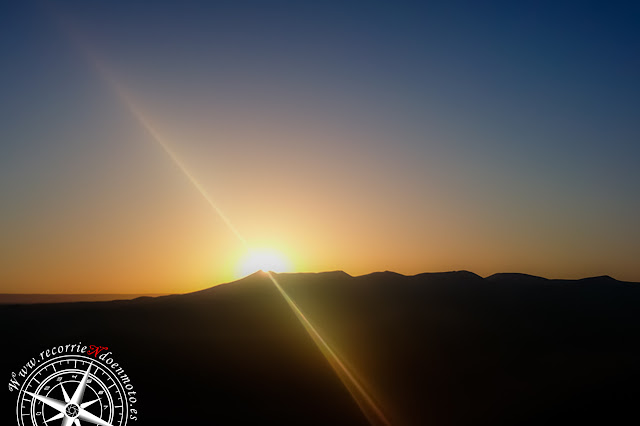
[238,249,292,277]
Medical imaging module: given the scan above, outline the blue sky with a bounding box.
[1,0,639,292]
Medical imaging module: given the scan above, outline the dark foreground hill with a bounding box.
[0,293,169,304]
[1,271,639,425]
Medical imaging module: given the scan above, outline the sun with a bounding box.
[237,248,292,277]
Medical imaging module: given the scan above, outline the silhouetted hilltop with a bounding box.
[1,271,639,425]
[576,274,620,283]
[485,272,550,284]
[0,293,170,304]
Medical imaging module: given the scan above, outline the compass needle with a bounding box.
[24,391,66,413]
[70,363,93,405]
[80,399,99,409]
[78,408,114,426]
[61,383,71,403]
[45,412,64,422]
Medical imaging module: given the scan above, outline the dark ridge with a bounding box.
[356,270,406,279]
[273,270,353,279]
[578,275,619,283]
[0,293,170,305]
[485,272,550,283]
[182,270,270,297]
[412,270,484,281]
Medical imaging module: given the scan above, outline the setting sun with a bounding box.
[237,249,292,277]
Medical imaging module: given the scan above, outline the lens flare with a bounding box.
[66,28,391,426]
[97,64,248,248]
[108,76,390,425]
[238,249,292,277]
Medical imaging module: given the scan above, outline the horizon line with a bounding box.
[1,269,632,296]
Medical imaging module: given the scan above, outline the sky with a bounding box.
[1,0,639,293]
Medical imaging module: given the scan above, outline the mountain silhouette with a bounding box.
[1,271,639,425]
[0,293,169,304]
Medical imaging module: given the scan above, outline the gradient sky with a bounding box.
[1,0,639,293]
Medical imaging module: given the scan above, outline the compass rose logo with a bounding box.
[8,344,138,426]
[23,362,112,426]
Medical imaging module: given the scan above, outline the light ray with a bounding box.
[267,271,391,426]
[94,62,248,247]
[63,24,390,425]
[101,69,390,425]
